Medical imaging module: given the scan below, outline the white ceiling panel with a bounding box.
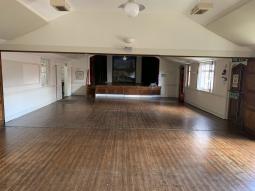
[207,0,255,48]
[0,0,47,40]
[0,39,6,44]
[18,0,68,21]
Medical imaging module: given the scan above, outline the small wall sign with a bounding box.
[232,74,239,88]
[75,71,85,80]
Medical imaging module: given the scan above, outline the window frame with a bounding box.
[40,58,50,87]
[196,61,215,93]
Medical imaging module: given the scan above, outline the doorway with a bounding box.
[63,65,69,97]
[178,65,185,103]
[141,57,159,86]
[0,53,4,127]
[90,55,107,85]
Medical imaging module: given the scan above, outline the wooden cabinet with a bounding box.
[244,59,255,135]
[0,53,4,127]
[228,64,246,127]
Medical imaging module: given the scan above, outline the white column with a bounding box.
[136,56,142,84]
[107,55,112,83]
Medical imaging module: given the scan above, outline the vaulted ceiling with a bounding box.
[207,0,255,49]
[0,0,47,40]
[17,0,248,25]
[0,0,254,57]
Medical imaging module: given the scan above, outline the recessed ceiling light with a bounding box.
[191,1,213,15]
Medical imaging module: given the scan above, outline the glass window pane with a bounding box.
[197,61,215,92]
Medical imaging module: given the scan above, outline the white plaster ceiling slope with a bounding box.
[16,0,247,25]
[188,0,249,25]
[0,0,47,40]
[1,10,252,57]
[18,0,68,21]
[0,0,253,57]
[207,0,255,49]
[0,39,6,44]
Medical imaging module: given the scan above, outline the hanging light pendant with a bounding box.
[118,0,146,18]
[124,1,140,17]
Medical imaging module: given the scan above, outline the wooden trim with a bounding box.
[95,85,161,95]
[0,50,253,59]
[0,52,5,127]
[246,72,255,75]
[244,103,255,112]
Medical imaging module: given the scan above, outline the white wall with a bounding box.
[70,55,90,95]
[2,52,69,122]
[159,58,180,98]
[184,59,232,119]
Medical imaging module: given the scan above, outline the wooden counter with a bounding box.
[95,85,161,95]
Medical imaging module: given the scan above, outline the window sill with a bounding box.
[196,89,212,94]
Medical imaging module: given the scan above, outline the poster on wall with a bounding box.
[75,71,85,81]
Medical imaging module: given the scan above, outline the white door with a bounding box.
[56,65,63,100]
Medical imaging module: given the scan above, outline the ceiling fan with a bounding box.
[118,0,146,17]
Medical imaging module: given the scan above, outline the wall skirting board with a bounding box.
[185,100,227,119]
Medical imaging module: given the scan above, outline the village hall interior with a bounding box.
[0,0,255,190]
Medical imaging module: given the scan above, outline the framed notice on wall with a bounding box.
[232,74,239,88]
[75,71,85,81]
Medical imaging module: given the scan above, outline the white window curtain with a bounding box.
[185,65,191,87]
[197,61,215,92]
[40,58,50,87]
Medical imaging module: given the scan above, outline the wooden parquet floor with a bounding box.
[1,96,255,191]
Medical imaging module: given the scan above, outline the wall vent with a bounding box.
[191,2,213,15]
[50,0,71,11]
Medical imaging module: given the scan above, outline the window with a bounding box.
[40,58,49,86]
[185,65,191,87]
[197,61,215,92]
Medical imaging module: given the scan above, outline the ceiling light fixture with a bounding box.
[124,38,136,44]
[124,2,140,17]
[118,0,146,17]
